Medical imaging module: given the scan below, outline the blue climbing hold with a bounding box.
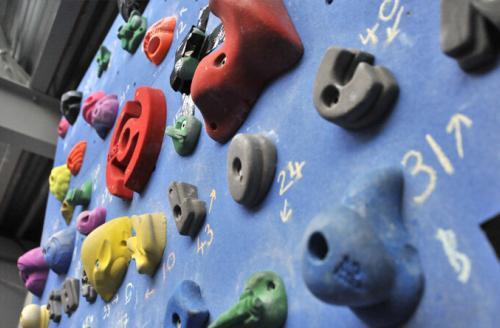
[42,227,76,275]
[165,280,209,328]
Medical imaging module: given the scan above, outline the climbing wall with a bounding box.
[34,0,499,327]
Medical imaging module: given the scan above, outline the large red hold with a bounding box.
[191,0,304,143]
[106,87,167,200]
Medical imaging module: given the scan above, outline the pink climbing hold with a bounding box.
[17,247,49,296]
[57,117,70,139]
[77,207,107,235]
[82,91,106,124]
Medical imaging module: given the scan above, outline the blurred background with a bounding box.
[0,1,118,326]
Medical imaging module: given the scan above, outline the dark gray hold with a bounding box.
[168,182,206,238]
[227,134,277,207]
[60,91,83,125]
[47,289,62,323]
[62,278,79,315]
[472,0,500,30]
[81,271,97,303]
[313,47,399,130]
[117,0,149,21]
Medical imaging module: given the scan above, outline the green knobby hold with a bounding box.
[65,181,92,207]
[165,115,202,156]
[117,10,147,54]
[208,271,288,328]
[96,46,111,78]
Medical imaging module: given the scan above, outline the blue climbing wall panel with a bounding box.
[38,0,499,327]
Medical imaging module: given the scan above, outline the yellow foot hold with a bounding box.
[19,304,49,328]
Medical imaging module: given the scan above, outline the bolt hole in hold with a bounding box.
[173,205,182,221]
[214,53,227,67]
[480,214,500,260]
[267,280,276,290]
[172,313,181,327]
[321,85,340,106]
[326,0,334,4]
[148,36,160,54]
[309,232,329,260]
[209,122,218,131]
[232,157,243,181]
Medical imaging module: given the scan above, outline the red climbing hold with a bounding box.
[143,16,176,65]
[67,141,87,176]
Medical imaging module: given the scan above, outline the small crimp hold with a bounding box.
[81,270,97,303]
[165,280,209,328]
[168,182,206,238]
[209,271,288,328]
[49,165,71,202]
[60,91,83,125]
[61,278,79,316]
[47,289,62,323]
[65,181,92,207]
[57,117,70,139]
[66,141,87,176]
[118,10,147,54]
[19,304,49,328]
[313,47,399,129]
[143,16,176,65]
[166,115,202,156]
[227,134,277,207]
[96,46,111,77]
[77,207,106,235]
[61,200,75,225]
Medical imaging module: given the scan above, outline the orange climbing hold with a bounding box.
[67,141,87,176]
[143,16,176,65]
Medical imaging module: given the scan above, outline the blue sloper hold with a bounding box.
[43,227,76,274]
[302,168,424,328]
[165,280,209,328]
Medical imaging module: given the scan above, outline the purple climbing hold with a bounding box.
[91,94,119,138]
[17,247,49,296]
[77,207,107,235]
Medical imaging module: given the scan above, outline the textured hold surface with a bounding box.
[17,247,49,297]
[96,46,111,77]
[165,280,209,328]
[77,207,107,235]
[91,94,119,138]
[209,271,288,328]
[60,91,83,125]
[61,278,80,315]
[47,290,62,323]
[313,47,399,129]
[302,168,424,327]
[42,227,76,275]
[60,200,75,225]
[82,91,106,124]
[80,217,133,302]
[49,165,71,202]
[66,141,87,175]
[143,16,176,65]
[118,10,147,54]
[65,181,92,207]
[165,115,202,156]
[227,134,277,207]
[191,0,304,143]
[106,87,166,200]
[19,304,49,328]
[168,182,206,238]
[57,117,70,139]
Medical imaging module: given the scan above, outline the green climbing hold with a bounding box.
[96,46,111,77]
[65,181,92,207]
[209,271,288,328]
[117,10,147,54]
[165,115,202,156]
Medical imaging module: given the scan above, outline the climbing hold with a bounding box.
[17,247,49,297]
[302,168,424,327]
[81,270,97,303]
[191,0,304,143]
[19,304,49,328]
[127,213,167,275]
[66,141,87,176]
[143,16,176,65]
[60,200,75,225]
[57,117,70,139]
[106,87,167,200]
[313,47,399,130]
[49,165,71,202]
[472,0,500,30]
[118,10,147,54]
[227,134,277,207]
[117,0,149,22]
[43,227,76,274]
[91,94,119,138]
[165,280,209,328]
[96,46,111,77]
[65,181,92,207]
[47,289,62,323]
[60,91,83,125]
[61,278,79,316]
[81,217,133,301]
[166,115,202,156]
[168,182,206,238]
[77,207,106,235]
[209,271,288,328]
[82,91,106,124]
